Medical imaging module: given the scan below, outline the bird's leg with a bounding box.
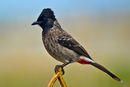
[54,62,71,75]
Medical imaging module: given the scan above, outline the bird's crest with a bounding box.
[37,8,56,21]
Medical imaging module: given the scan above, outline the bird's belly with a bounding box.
[43,38,79,63]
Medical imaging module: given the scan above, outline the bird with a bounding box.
[32,8,122,82]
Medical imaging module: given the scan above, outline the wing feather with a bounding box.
[57,30,92,59]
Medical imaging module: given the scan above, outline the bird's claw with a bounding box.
[54,65,65,75]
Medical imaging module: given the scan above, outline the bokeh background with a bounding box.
[0,0,130,87]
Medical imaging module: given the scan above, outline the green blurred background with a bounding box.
[0,0,130,87]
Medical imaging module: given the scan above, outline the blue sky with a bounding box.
[0,0,130,21]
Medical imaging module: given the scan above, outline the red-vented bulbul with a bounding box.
[32,8,122,82]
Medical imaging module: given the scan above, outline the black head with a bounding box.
[32,8,56,29]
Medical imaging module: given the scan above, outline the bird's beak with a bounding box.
[31,21,40,25]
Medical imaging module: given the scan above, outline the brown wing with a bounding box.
[57,30,92,60]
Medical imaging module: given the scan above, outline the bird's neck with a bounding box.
[42,20,61,31]
[53,20,61,28]
[42,20,61,35]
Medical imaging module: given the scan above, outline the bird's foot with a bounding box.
[54,65,65,75]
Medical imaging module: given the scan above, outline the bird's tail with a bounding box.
[91,62,122,83]
[78,56,122,83]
